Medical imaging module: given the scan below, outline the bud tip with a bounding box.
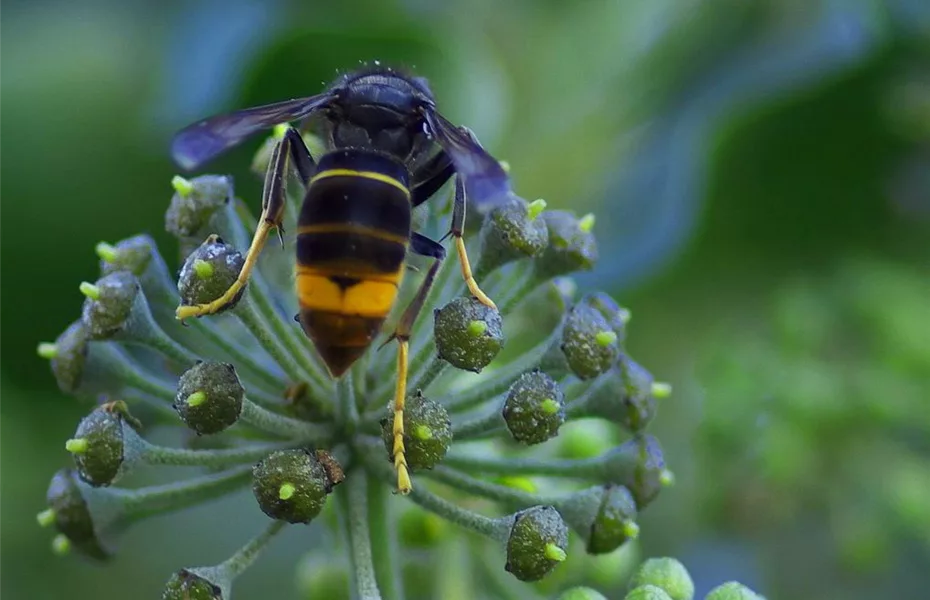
[540,398,560,415]
[37,343,58,359]
[578,213,596,233]
[527,198,547,220]
[36,508,56,528]
[65,438,89,454]
[94,242,119,263]
[413,424,433,441]
[651,382,672,399]
[272,123,290,139]
[544,542,567,562]
[467,320,488,337]
[51,534,71,556]
[186,391,207,407]
[595,330,617,347]
[622,520,640,540]
[192,259,215,279]
[171,175,194,197]
[78,282,100,300]
[659,469,675,487]
[278,482,296,500]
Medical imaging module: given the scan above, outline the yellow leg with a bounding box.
[176,221,274,321]
[454,236,496,309]
[392,340,412,494]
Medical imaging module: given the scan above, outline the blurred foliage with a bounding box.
[696,257,930,599]
[3,0,930,599]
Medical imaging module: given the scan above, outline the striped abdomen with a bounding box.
[296,150,412,377]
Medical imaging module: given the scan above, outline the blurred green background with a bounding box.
[3,0,929,598]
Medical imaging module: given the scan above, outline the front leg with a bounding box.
[176,127,316,320]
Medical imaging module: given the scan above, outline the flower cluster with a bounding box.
[559,557,766,600]
[36,128,674,598]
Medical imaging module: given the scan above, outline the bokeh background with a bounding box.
[3,1,929,599]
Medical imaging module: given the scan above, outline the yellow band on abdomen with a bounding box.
[296,273,402,318]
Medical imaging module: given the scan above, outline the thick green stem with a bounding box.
[442,451,605,478]
[239,397,331,441]
[116,466,252,521]
[96,343,176,400]
[451,406,505,440]
[220,520,288,579]
[367,477,404,600]
[359,443,509,542]
[141,440,293,468]
[234,296,307,385]
[424,466,566,508]
[188,319,286,392]
[338,473,383,600]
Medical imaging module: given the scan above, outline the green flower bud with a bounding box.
[584,356,658,432]
[628,558,694,600]
[45,469,111,560]
[581,292,630,344]
[705,582,762,600]
[558,587,609,600]
[477,197,549,274]
[556,484,639,555]
[560,301,620,380]
[252,449,344,523]
[177,235,245,311]
[162,569,223,600]
[47,321,89,393]
[174,362,245,435]
[69,402,145,487]
[165,175,232,239]
[605,436,669,509]
[625,585,674,600]
[434,297,504,372]
[97,235,155,278]
[80,272,141,340]
[505,505,569,582]
[381,391,453,470]
[535,211,598,279]
[502,371,565,445]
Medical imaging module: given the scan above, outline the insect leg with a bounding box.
[383,232,446,494]
[447,175,496,309]
[176,129,315,320]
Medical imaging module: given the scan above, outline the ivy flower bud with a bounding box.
[534,210,598,280]
[625,585,674,600]
[165,175,233,239]
[97,235,156,278]
[45,469,111,560]
[162,569,224,600]
[68,402,145,487]
[80,272,140,340]
[381,391,453,470]
[584,292,631,343]
[560,301,620,380]
[433,297,504,372]
[502,371,565,445]
[583,357,658,432]
[46,321,89,393]
[251,449,344,523]
[628,558,695,600]
[174,362,245,435]
[705,582,762,600]
[505,505,569,582]
[558,587,609,600]
[556,484,638,554]
[477,197,549,274]
[605,435,669,509]
[177,235,245,311]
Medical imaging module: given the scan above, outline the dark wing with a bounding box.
[422,109,514,210]
[171,93,335,171]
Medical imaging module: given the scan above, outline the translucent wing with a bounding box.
[171,93,335,171]
[422,109,514,210]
